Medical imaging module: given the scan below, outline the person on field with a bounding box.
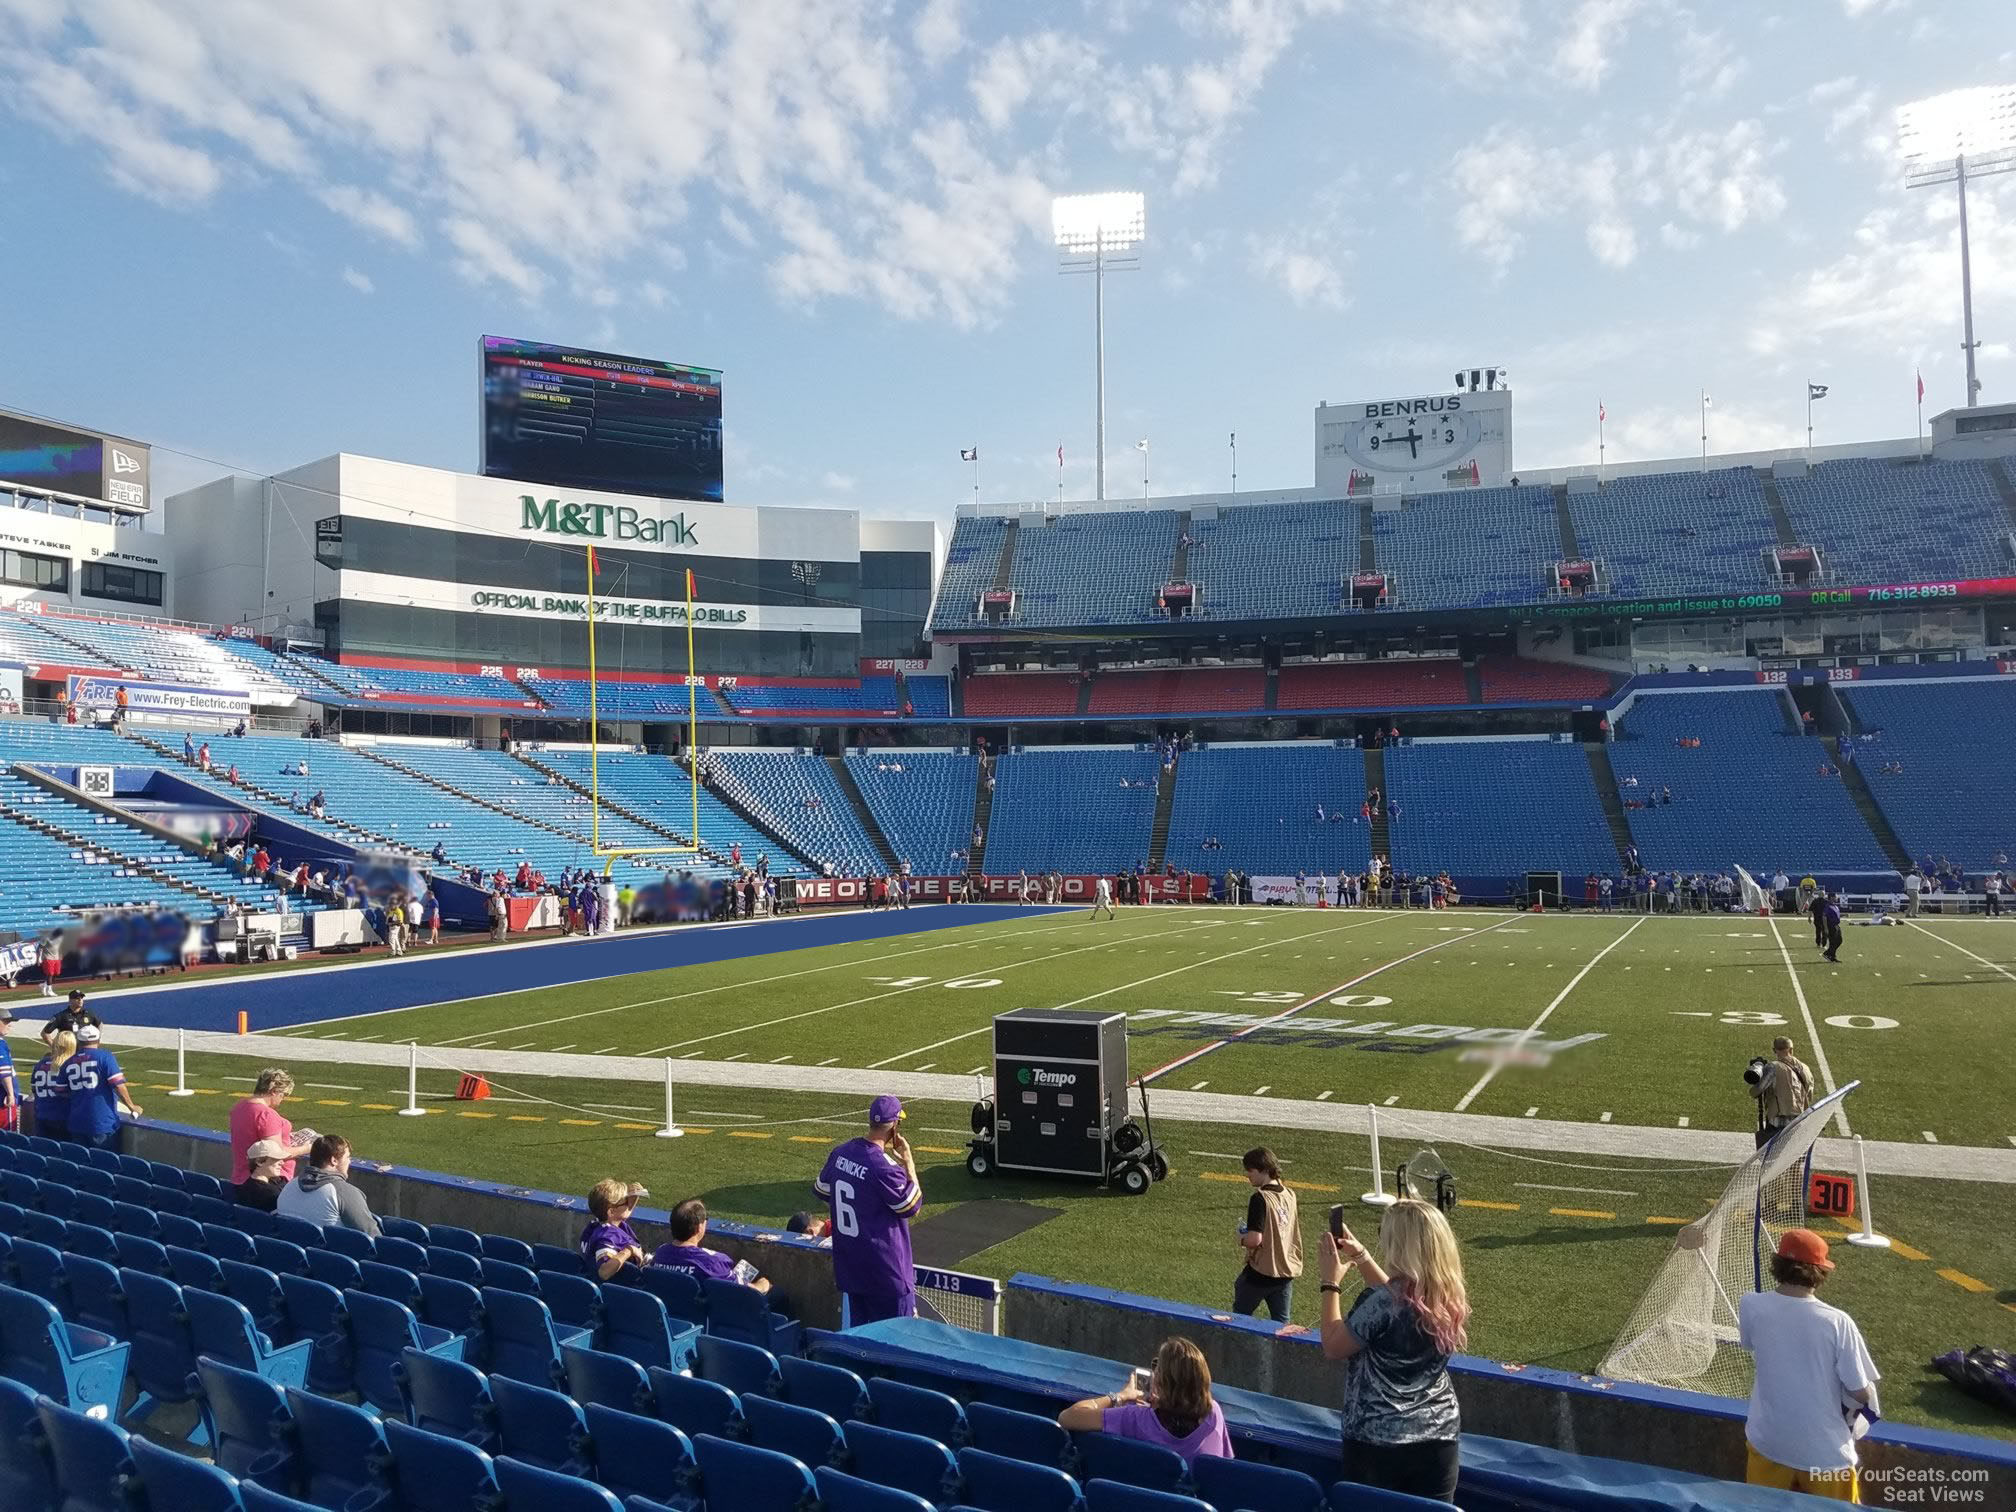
[1232,1147,1301,1322]
[1739,1229,1878,1503]
[1092,875,1115,920]
[1750,1036,1813,1144]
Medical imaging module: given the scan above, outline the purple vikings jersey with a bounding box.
[815,1137,922,1297]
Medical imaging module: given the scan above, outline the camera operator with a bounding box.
[1747,1037,1814,1147]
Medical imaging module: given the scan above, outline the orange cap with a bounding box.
[1776,1228,1834,1271]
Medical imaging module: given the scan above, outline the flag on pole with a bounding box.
[1808,383,1829,400]
[585,545,598,576]
[1917,371,1925,403]
[1599,401,1606,422]
[1135,438,1149,451]
[1057,445,1064,466]
[959,447,977,462]
[1702,392,1713,408]
[685,568,696,599]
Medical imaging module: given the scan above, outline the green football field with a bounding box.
[266,904,2016,1146]
[74,902,2016,1439]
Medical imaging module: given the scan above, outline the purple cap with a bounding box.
[869,1095,905,1126]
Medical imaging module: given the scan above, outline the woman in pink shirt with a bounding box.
[228,1068,315,1186]
[1059,1336,1232,1466]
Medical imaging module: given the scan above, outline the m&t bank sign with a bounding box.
[520,496,700,547]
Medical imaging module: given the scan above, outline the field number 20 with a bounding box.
[870,975,1003,990]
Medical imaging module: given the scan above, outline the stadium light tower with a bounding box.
[1898,84,2016,407]
[1054,192,1146,502]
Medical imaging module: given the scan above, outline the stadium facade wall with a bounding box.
[0,497,172,615]
[125,1117,2015,1504]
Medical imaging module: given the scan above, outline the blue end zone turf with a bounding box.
[84,904,1074,1033]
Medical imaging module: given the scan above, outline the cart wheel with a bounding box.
[1118,1163,1151,1196]
[969,1100,995,1136]
[966,1147,994,1179]
[1112,1120,1145,1156]
[1148,1151,1169,1182]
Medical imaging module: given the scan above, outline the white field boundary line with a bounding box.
[1902,919,2016,983]
[636,918,1225,1058]
[342,911,1108,1046]
[63,901,1008,1006]
[1764,914,1849,1137]
[861,912,1405,1071]
[73,1024,2016,1185]
[1452,916,1647,1112]
[1137,915,1520,1086]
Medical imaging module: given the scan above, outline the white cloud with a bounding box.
[821,470,858,493]
[1554,0,1640,90]
[1599,402,1803,463]
[320,186,421,248]
[913,0,965,66]
[1247,232,1350,308]
[339,265,374,294]
[1450,119,1784,269]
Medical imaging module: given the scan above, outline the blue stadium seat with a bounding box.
[842,1420,962,1506]
[59,1253,126,1341]
[815,1464,939,1512]
[111,1233,169,1278]
[1074,1431,1187,1493]
[1192,1454,1325,1512]
[490,1371,593,1478]
[186,1286,313,1388]
[322,1225,377,1261]
[219,1257,291,1343]
[382,1417,499,1510]
[700,1275,801,1356]
[120,1268,201,1430]
[377,1235,432,1274]
[482,1256,543,1296]
[202,1224,258,1263]
[285,1386,388,1509]
[0,1374,57,1511]
[601,1282,696,1371]
[495,1455,625,1512]
[429,1225,483,1255]
[250,1238,309,1278]
[167,1244,227,1293]
[380,1216,431,1246]
[481,1234,537,1268]
[1086,1480,1212,1512]
[562,1342,652,1416]
[304,1248,362,1292]
[695,1333,780,1398]
[867,1376,967,1446]
[275,1273,354,1395]
[538,1268,604,1334]
[37,1395,134,1512]
[579,1402,695,1505]
[427,1246,486,1285]
[532,1242,586,1277]
[359,1259,426,1314]
[778,1354,869,1422]
[692,1432,818,1512]
[241,1484,328,1512]
[646,1366,743,1442]
[620,1267,706,1329]
[345,1286,466,1418]
[127,1434,246,1512]
[1326,1478,1450,1511]
[267,1214,321,1250]
[395,1344,498,1449]
[419,1273,486,1339]
[955,1447,1082,1512]
[966,1400,1072,1469]
[742,1392,845,1469]
[481,1285,590,1389]
[193,1355,298,1491]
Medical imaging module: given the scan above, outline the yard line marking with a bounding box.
[1888,1239,1930,1261]
[1191,1081,1210,1091]
[1453,916,1646,1112]
[1903,920,2016,983]
[559,1118,601,1127]
[680,1051,707,1059]
[1549,1207,1616,1220]
[1599,1112,1613,1123]
[1516,1182,1640,1197]
[770,1055,793,1063]
[1937,1267,1991,1294]
[1677,1116,1690,1127]
[593,1046,620,1055]
[1317,1090,1334,1101]
[420,913,1099,1046]
[914,1063,936,1072]
[1136,915,1517,1085]
[723,1052,748,1061]
[1383,1095,1400,1106]
[817,1057,839,1066]
[789,1135,827,1144]
[1764,916,1849,1136]
[869,913,1403,1071]
[646,921,1207,1058]
[1253,1085,1271,1096]
[1922,1131,1939,1143]
[1459,1199,1520,1212]
[1522,1108,1539,1118]
[1646,1216,1692,1226]
[507,1042,536,1050]
[729,1130,773,1140]
[549,1044,575,1052]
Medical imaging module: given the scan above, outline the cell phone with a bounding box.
[1130,1368,1152,1395]
[1235,1223,1248,1238]
[1329,1204,1347,1241]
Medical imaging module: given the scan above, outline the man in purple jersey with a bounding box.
[815,1094,923,1324]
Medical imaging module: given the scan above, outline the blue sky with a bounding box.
[0,0,2011,523]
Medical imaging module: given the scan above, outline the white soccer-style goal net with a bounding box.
[1600,1083,1856,1398]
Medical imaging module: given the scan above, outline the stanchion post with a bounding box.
[1844,1134,1890,1248]
[397,1041,427,1117]
[656,1058,685,1138]
[168,1027,196,1097]
[1361,1104,1396,1207]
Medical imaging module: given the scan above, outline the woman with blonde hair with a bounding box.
[1318,1198,1468,1502]
[1058,1335,1232,1466]
[30,1030,77,1140]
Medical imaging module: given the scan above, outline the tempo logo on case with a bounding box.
[1015,1067,1077,1089]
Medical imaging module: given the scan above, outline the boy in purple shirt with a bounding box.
[652,1198,769,1291]
[579,1178,648,1280]
[814,1094,922,1324]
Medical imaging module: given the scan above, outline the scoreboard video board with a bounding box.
[0,409,151,509]
[480,336,724,503]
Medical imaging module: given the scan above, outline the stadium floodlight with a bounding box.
[1898,85,2016,408]
[1054,191,1146,502]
